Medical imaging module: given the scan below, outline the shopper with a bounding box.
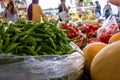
[90,2,94,6]
[58,0,69,21]
[3,0,19,22]
[89,2,95,13]
[103,1,112,19]
[118,7,120,17]
[76,0,84,18]
[58,0,68,13]
[27,0,46,23]
[95,1,101,18]
[76,0,84,7]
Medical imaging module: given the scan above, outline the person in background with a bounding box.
[3,0,19,22]
[27,0,46,23]
[76,0,84,18]
[90,2,94,6]
[103,1,112,19]
[76,0,84,7]
[118,7,120,17]
[58,0,69,21]
[95,1,101,17]
[58,0,68,13]
[89,2,95,13]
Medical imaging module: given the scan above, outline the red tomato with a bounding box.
[99,33,108,43]
[101,28,106,33]
[67,33,72,38]
[71,32,75,37]
[109,24,115,29]
[85,26,90,30]
[75,28,79,32]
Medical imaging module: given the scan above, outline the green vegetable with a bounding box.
[0,18,78,56]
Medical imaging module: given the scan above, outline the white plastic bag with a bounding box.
[59,11,72,22]
[97,15,119,43]
[95,12,100,18]
[0,42,85,80]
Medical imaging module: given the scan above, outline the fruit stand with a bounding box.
[0,15,120,80]
[0,0,120,80]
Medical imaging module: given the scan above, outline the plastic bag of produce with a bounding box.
[59,11,72,22]
[97,15,119,43]
[0,42,85,80]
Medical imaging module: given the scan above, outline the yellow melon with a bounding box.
[91,41,120,80]
[82,42,107,72]
[109,32,120,43]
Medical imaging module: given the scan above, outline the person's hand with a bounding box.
[109,0,120,6]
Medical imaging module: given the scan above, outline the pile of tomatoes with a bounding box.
[85,24,101,37]
[60,23,79,38]
[97,23,118,43]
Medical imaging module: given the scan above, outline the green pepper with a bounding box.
[5,43,19,53]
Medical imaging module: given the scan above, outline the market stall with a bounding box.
[0,0,120,80]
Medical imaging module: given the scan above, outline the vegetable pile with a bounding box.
[60,23,79,38]
[0,19,77,56]
[85,24,100,37]
[98,23,117,43]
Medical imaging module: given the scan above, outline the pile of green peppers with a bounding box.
[0,19,77,56]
